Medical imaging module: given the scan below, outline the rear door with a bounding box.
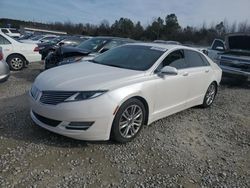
[184,49,212,106]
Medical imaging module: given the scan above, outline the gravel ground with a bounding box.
[0,63,249,188]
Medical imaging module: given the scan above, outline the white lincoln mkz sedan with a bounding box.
[30,43,222,143]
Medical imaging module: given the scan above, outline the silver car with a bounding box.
[0,47,10,82]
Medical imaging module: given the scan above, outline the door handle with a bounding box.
[205,70,209,73]
[182,72,189,76]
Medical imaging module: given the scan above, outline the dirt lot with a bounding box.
[0,63,249,188]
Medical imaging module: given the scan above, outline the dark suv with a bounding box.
[44,36,135,69]
[39,36,90,60]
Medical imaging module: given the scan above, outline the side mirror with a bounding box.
[160,66,178,75]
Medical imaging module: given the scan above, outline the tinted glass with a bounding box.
[184,50,207,67]
[1,29,8,33]
[50,36,65,43]
[31,35,44,40]
[102,40,120,49]
[92,45,165,71]
[42,37,56,41]
[9,29,19,33]
[160,50,187,69]
[77,38,109,52]
[199,54,210,66]
[211,39,224,51]
[66,37,86,44]
[0,35,11,44]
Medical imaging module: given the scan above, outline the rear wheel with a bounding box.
[111,98,146,143]
[201,82,217,108]
[7,55,25,71]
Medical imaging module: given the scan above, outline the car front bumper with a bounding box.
[220,65,250,80]
[29,93,118,141]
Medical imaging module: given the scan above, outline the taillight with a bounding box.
[0,51,3,61]
[34,46,39,52]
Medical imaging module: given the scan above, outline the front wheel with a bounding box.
[111,98,146,143]
[201,82,217,108]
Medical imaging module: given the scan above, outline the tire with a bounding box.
[111,98,146,143]
[201,82,217,108]
[7,54,25,71]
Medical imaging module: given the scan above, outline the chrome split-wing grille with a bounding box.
[40,91,76,105]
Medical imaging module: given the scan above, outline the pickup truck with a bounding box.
[207,33,250,81]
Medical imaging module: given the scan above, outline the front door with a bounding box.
[152,49,190,121]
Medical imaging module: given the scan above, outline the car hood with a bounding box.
[35,61,144,91]
[226,33,250,52]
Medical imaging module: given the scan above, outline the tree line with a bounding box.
[1,14,250,45]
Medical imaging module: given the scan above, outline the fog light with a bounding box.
[66,122,94,130]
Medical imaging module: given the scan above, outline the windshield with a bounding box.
[51,36,64,43]
[30,35,44,40]
[10,29,20,33]
[91,45,166,71]
[77,38,109,52]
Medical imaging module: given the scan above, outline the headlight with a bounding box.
[65,90,108,102]
[30,85,41,100]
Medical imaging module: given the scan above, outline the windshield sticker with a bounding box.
[150,46,167,52]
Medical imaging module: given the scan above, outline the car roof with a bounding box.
[92,36,134,41]
[123,42,198,51]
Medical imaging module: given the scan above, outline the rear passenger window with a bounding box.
[184,50,208,67]
[199,54,210,66]
[160,50,187,70]
[0,35,11,44]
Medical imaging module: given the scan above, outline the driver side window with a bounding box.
[160,50,187,70]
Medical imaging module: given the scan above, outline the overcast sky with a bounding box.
[0,0,249,27]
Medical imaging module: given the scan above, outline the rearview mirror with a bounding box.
[160,66,178,75]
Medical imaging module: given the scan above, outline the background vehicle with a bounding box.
[0,47,10,82]
[153,40,181,45]
[0,32,41,70]
[20,35,58,44]
[45,36,135,69]
[38,36,90,60]
[207,39,225,62]
[18,33,35,40]
[208,33,250,81]
[30,43,222,143]
[0,28,21,39]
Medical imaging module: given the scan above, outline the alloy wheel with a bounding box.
[119,104,143,139]
[10,57,23,70]
[205,84,216,105]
